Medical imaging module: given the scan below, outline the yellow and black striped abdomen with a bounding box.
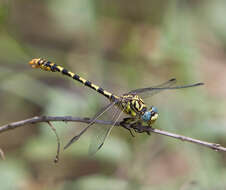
[29,58,117,100]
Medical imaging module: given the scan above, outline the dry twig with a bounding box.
[0,116,225,153]
[0,148,5,160]
[47,122,60,163]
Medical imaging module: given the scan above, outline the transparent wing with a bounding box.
[64,100,119,150]
[128,78,204,99]
[150,78,177,88]
[88,106,125,155]
[128,78,176,96]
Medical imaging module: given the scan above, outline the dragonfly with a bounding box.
[29,58,204,154]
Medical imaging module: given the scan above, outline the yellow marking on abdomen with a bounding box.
[68,71,75,77]
[79,77,87,84]
[103,90,112,97]
[91,84,100,90]
[29,58,116,101]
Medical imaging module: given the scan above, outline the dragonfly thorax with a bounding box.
[119,94,158,124]
[118,94,159,125]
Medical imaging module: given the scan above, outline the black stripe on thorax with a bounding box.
[131,100,140,113]
[141,107,147,113]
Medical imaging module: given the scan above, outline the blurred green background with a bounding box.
[1,0,226,189]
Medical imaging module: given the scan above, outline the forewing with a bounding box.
[88,123,113,155]
[64,100,118,150]
[128,78,177,98]
[128,78,203,99]
[88,106,125,155]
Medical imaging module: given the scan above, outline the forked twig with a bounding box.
[0,116,226,153]
[47,122,60,163]
[0,148,5,160]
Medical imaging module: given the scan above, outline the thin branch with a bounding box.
[0,148,5,160]
[47,121,60,163]
[0,116,226,152]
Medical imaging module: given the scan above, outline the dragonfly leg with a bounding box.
[120,122,135,137]
[120,118,134,137]
[146,129,151,135]
[130,121,151,135]
[121,117,136,124]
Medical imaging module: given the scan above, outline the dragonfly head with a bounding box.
[141,106,158,124]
